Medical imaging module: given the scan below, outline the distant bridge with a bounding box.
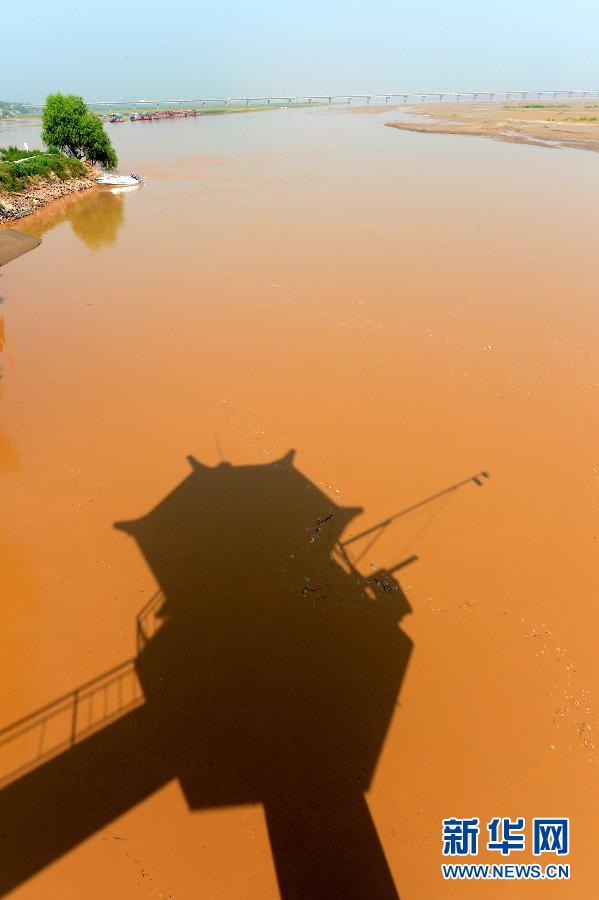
[16,89,599,112]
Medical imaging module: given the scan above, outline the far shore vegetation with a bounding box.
[102,103,309,117]
[0,100,32,118]
[2,100,322,123]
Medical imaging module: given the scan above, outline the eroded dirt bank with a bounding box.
[0,167,100,224]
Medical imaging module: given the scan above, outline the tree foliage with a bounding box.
[42,93,118,169]
[79,112,118,169]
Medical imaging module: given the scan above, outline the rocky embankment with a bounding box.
[0,166,101,223]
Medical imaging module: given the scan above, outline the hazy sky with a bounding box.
[5,0,599,102]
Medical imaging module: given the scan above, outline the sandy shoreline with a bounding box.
[386,100,599,151]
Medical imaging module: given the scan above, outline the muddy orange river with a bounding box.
[1,107,598,898]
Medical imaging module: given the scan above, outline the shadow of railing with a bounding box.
[0,589,169,788]
[0,659,143,788]
[136,589,166,651]
[0,587,173,787]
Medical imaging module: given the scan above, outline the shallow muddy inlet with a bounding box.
[1,106,598,898]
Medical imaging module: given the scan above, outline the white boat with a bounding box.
[97,174,144,186]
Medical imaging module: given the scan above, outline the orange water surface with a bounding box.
[1,106,598,898]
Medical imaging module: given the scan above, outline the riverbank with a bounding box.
[0,165,100,224]
[4,103,322,128]
[0,115,39,131]
[386,100,599,151]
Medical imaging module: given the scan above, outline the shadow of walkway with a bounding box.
[0,450,415,898]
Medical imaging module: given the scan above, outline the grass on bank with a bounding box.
[511,103,570,109]
[196,102,322,114]
[0,146,87,193]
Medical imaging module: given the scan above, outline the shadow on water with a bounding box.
[19,188,126,250]
[0,450,418,898]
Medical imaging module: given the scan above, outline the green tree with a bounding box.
[79,113,118,169]
[42,93,118,169]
